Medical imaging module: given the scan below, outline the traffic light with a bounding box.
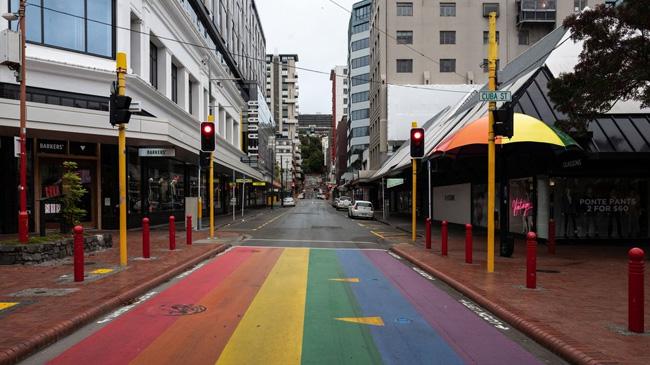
[494,102,514,138]
[199,151,211,168]
[200,121,215,152]
[410,127,425,159]
[109,92,132,126]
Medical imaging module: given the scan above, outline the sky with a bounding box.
[256,0,358,115]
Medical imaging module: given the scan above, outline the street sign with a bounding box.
[252,182,266,186]
[240,156,258,163]
[236,178,253,183]
[479,90,511,102]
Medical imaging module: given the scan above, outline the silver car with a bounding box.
[283,197,296,207]
[348,201,374,219]
[336,196,352,210]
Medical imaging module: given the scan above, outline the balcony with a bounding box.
[517,0,556,25]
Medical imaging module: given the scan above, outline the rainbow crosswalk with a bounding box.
[49,247,542,365]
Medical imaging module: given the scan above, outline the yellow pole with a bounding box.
[116,52,127,267]
[411,121,417,242]
[487,12,498,273]
[209,114,215,239]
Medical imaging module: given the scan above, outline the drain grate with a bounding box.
[162,304,207,316]
[9,288,79,297]
[536,269,560,274]
[395,317,412,324]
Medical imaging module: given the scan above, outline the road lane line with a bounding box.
[130,248,283,365]
[216,248,309,365]
[387,251,402,260]
[369,231,385,239]
[255,210,291,230]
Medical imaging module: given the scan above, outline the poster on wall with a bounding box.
[509,178,535,234]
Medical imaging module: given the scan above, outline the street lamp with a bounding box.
[4,1,28,242]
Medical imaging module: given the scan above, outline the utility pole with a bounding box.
[487,12,498,273]
[116,52,128,266]
[17,0,28,243]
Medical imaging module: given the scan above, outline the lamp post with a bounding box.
[3,1,29,242]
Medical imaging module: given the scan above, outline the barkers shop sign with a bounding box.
[38,139,67,154]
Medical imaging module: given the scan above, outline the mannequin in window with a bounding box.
[562,187,577,237]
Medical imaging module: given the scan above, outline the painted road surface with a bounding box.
[41,247,550,364]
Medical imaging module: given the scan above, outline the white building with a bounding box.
[0,0,267,233]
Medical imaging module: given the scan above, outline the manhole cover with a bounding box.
[395,317,412,324]
[536,269,560,273]
[161,304,207,316]
[9,288,79,297]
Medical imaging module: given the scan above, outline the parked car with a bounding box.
[336,196,352,210]
[283,197,296,207]
[348,201,374,219]
[331,197,339,207]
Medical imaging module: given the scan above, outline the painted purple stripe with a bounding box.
[365,251,543,365]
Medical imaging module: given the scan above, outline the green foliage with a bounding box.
[548,1,650,134]
[300,135,325,174]
[61,161,87,229]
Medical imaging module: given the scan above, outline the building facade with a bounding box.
[0,0,267,234]
[265,54,300,140]
[329,65,348,170]
[298,114,333,137]
[368,0,604,169]
[347,0,372,171]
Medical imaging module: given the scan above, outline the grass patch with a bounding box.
[0,234,69,245]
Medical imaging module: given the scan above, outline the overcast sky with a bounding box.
[256,0,358,115]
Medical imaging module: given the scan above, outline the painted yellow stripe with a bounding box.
[216,248,309,365]
[335,317,385,326]
[0,302,19,311]
[328,278,360,283]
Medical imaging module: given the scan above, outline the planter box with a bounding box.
[0,234,113,265]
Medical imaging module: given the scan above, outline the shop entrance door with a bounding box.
[39,158,97,228]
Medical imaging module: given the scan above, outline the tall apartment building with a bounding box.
[368,0,603,169]
[0,0,267,234]
[329,65,348,169]
[347,0,372,171]
[265,54,300,139]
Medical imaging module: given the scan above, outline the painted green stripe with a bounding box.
[301,249,383,365]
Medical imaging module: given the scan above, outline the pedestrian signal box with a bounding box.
[200,122,215,152]
[410,127,425,159]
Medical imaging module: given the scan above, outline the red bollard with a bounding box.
[441,221,448,256]
[186,215,192,246]
[425,218,432,249]
[73,225,84,282]
[628,247,645,333]
[526,232,537,289]
[465,224,473,264]
[548,219,556,255]
[142,217,150,259]
[169,216,176,251]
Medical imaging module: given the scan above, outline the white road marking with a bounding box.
[412,267,436,281]
[387,251,403,260]
[459,298,510,330]
[243,238,377,244]
[175,262,207,279]
[96,291,158,324]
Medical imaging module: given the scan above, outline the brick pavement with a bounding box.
[0,227,241,364]
[390,224,649,365]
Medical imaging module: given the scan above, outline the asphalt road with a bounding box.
[23,200,566,364]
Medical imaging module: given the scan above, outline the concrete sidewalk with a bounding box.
[389,227,649,365]
[0,228,242,364]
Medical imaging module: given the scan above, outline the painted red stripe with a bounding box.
[49,247,254,365]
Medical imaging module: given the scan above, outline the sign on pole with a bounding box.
[236,178,253,183]
[479,90,511,102]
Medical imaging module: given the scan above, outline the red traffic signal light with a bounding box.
[200,121,215,152]
[410,127,425,158]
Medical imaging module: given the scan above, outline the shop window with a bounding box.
[146,160,186,213]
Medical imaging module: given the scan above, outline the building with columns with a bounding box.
[0,0,268,234]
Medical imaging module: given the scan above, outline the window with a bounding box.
[351,56,369,69]
[351,127,369,138]
[518,30,530,45]
[396,59,413,73]
[440,3,456,16]
[483,31,500,44]
[150,43,158,89]
[396,31,413,44]
[343,98,348,104]
[440,59,456,72]
[350,109,369,120]
[354,5,370,20]
[482,3,500,17]
[9,0,114,58]
[351,91,369,103]
[171,64,178,103]
[343,107,348,114]
[344,88,349,94]
[396,2,413,16]
[189,80,194,115]
[351,73,369,86]
[440,31,456,45]
[352,22,369,34]
[482,59,501,72]
[574,0,587,12]
[351,38,369,51]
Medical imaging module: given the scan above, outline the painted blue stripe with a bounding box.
[336,250,465,365]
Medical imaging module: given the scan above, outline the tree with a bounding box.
[300,135,325,174]
[548,1,650,134]
[61,161,87,230]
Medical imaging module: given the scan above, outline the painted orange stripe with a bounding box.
[129,248,283,365]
